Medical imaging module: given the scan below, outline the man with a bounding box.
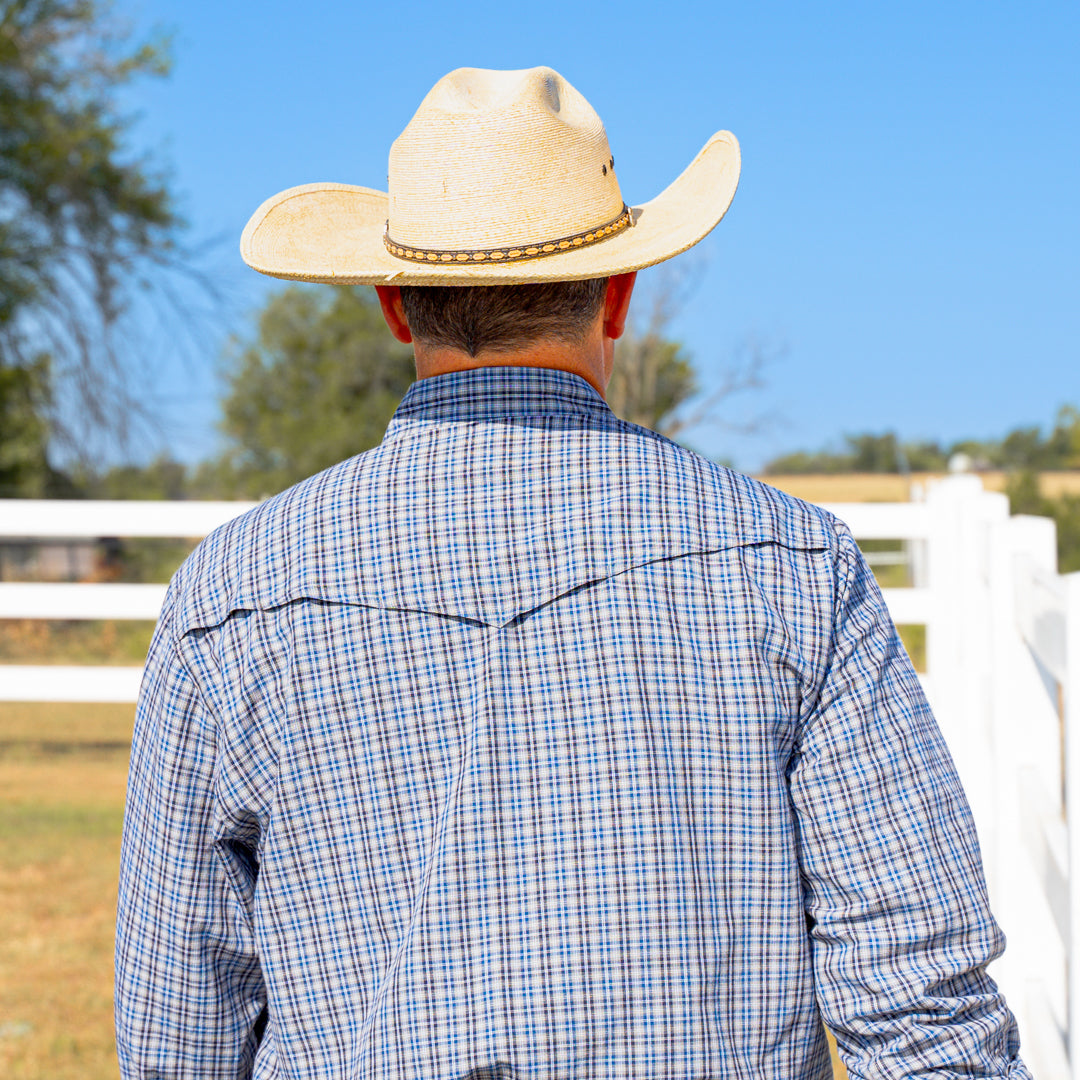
[115,67,1029,1078]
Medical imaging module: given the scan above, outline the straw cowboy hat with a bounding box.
[241,66,740,286]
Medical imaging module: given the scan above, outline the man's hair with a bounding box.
[399,279,608,357]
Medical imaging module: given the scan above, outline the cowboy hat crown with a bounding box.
[388,67,626,257]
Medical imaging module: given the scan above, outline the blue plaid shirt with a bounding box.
[116,367,1029,1079]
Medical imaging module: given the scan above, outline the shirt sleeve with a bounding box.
[115,607,266,1080]
[788,524,1031,1080]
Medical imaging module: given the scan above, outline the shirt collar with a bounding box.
[385,366,612,435]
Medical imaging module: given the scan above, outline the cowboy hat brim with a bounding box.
[240,131,740,286]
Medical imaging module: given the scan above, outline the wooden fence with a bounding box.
[1,476,1077,1074]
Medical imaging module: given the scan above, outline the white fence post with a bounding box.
[990,513,1071,1074]
[1002,512,1078,1076]
[987,511,1023,1009]
[1066,570,1080,1073]
[922,476,1009,862]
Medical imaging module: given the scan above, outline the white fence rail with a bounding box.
[0,499,254,703]
[0,499,260,538]
[0,582,167,619]
[1,477,1078,1073]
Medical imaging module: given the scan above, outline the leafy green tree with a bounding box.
[761,448,837,475]
[1046,405,1080,469]
[605,269,699,435]
[1004,468,1080,574]
[998,426,1048,469]
[1054,497,1080,574]
[0,355,52,495]
[903,440,948,472]
[847,433,902,473]
[215,285,415,497]
[0,354,82,495]
[955,407,1080,471]
[82,453,188,500]
[1003,469,1044,516]
[765,432,923,475]
[0,0,179,458]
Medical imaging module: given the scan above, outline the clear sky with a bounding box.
[115,0,1079,472]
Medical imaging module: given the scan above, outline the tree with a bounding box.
[1044,405,1080,470]
[607,270,770,441]
[998,426,1048,469]
[606,318,696,435]
[904,439,949,472]
[214,285,415,497]
[952,407,1080,471]
[0,355,51,495]
[1005,469,1080,574]
[83,452,188,500]
[762,433,910,475]
[0,0,181,463]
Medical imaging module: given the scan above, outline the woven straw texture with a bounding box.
[241,67,740,285]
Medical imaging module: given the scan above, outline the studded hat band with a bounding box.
[383,204,633,266]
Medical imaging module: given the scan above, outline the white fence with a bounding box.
[1,477,1078,1074]
[0,500,256,702]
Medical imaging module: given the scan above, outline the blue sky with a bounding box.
[116,0,1079,471]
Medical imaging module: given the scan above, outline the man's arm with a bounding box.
[115,611,266,1079]
[788,525,1031,1079]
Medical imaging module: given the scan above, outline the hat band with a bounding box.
[383,205,633,266]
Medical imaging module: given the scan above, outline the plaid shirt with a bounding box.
[116,367,1029,1079]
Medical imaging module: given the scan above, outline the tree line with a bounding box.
[763,408,1080,476]
[760,413,1080,573]
[1,0,184,498]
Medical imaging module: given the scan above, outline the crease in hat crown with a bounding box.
[387,67,624,253]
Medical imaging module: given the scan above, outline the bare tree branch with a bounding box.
[608,263,779,446]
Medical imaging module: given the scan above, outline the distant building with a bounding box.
[0,538,103,582]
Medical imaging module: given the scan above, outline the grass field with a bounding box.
[0,620,156,666]
[0,702,131,1080]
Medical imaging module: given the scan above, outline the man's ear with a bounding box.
[374,285,413,343]
[603,272,637,340]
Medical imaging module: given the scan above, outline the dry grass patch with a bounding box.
[0,620,155,666]
[0,702,131,1080]
[762,473,919,503]
[1030,471,1080,498]
[0,700,134,750]
[760,469,1080,505]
